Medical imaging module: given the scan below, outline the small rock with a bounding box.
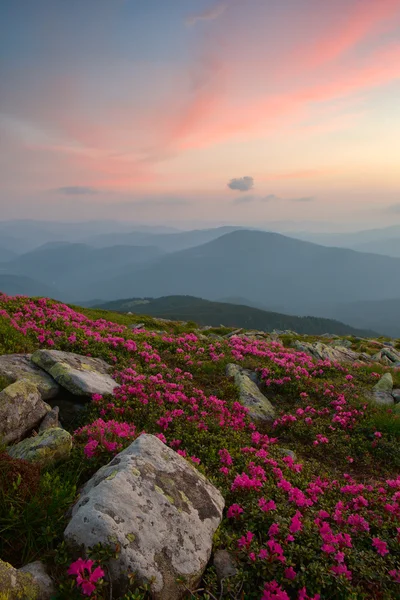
[39,406,60,432]
[31,349,119,397]
[278,448,296,460]
[19,561,55,600]
[226,364,275,422]
[373,372,393,393]
[392,389,400,403]
[64,434,224,599]
[130,323,145,330]
[372,391,394,406]
[224,329,243,339]
[0,380,50,444]
[213,550,237,582]
[7,427,72,467]
[0,559,45,600]
[0,354,59,400]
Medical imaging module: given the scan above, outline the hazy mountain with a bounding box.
[0,274,60,298]
[313,299,400,338]
[94,295,378,337]
[0,246,17,262]
[87,226,248,252]
[84,230,400,313]
[6,242,164,300]
[350,238,400,258]
[0,220,181,254]
[290,225,400,249]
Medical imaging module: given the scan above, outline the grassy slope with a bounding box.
[0,296,399,599]
[93,295,378,337]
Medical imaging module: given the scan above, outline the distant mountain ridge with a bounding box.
[93,295,379,337]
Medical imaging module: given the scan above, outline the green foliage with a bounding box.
[92,295,377,337]
[0,317,37,354]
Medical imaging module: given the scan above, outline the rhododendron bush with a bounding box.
[0,293,399,599]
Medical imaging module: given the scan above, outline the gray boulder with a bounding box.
[39,406,60,432]
[294,340,360,363]
[213,550,237,582]
[64,434,224,599]
[372,391,394,407]
[7,427,72,467]
[0,354,59,400]
[392,389,400,403]
[226,363,275,422]
[0,558,52,600]
[31,350,119,397]
[19,561,55,599]
[0,380,50,444]
[373,372,393,393]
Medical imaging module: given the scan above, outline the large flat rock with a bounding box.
[0,354,59,400]
[226,363,275,422]
[64,434,224,599]
[0,380,50,444]
[31,350,119,397]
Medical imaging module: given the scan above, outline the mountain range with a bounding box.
[2,220,400,335]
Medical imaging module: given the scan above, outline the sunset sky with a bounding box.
[1,0,400,229]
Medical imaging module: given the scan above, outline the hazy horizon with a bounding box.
[1,0,400,229]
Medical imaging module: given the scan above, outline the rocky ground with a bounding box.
[0,294,399,599]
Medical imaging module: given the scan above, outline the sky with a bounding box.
[1,0,400,230]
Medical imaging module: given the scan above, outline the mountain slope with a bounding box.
[0,274,60,298]
[87,225,247,252]
[5,242,164,299]
[94,295,378,336]
[86,230,400,312]
[351,237,400,258]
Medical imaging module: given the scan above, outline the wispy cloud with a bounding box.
[231,193,315,205]
[228,176,254,192]
[186,3,227,26]
[231,194,256,205]
[54,186,99,195]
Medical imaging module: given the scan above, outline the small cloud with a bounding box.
[261,194,282,202]
[228,176,254,192]
[289,196,314,202]
[231,194,256,205]
[186,3,227,26]
[55,186,98,195]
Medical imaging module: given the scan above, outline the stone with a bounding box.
[373,372,393,393]
[38,406,59,432]
[224,329,243,339]
[381,348,400,363]
[7,428,72,467]
[372,391,394,406]
[0,380,50,445]
[213,550,237,582]
[278,448,296,460]
[0,559,43,600]
[64,434,224,599]
[392,389,400,403]
[130,323,145,330]
[330,339,352,349]
[226,363,275,422]
[31,350,119,397]
[293,341,360,364]
[0,354,59,400]
[19,562,55,600]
